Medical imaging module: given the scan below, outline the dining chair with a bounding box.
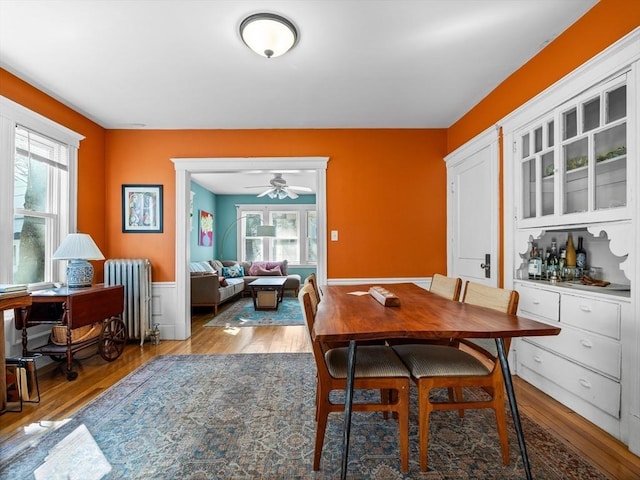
[298,284,411,472]
[392,281,519,471]
[306,272,322,303]
[303,273,321,313]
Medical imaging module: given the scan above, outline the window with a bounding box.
[237,205,316,265]
[1,96,83,287]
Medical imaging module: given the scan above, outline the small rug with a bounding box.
[203,297,304,327]
[0,354,607,479]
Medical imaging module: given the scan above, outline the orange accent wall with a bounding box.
[105,129,448,281]
[1,0,636,284]
[0,69,108,280]
[448,0,640,152]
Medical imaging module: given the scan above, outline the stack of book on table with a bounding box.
[0,284,28,294]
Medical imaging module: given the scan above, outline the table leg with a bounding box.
[341,340,357,480]
[495,338,532,480]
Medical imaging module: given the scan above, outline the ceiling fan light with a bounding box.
[240,13,298,58]
[278,189,288,199]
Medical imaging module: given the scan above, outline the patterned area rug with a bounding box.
[203,297,304,327]
[0,354,607,479]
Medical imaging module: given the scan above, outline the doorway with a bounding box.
[172,157,329,340]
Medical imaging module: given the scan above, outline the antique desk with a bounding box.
[312,283,561,480]
[14,284,125,380]
[1,291,32,413]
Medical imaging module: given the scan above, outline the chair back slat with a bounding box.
[429,274,462,301]
[462,281,519,314]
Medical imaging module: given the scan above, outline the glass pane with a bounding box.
[272,239,298,262]
[244,214,263,236]
[563,107,577,140]
[547,120,554,147]
[244,238,263,262]
[534,127,543,153]
[14,149,49,212]
[541,152,554,216]
[521,133,529,159]
[582,97,600,132]
[563,138,588,214]
[522,158,536,219]
[271,212,299,262]
[13,215,46,284]
[606,85,626,123]
[595,123,627,210]
[307,211,317,262]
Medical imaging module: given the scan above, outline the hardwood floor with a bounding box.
[2,310,639,479]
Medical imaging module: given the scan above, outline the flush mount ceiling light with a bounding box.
[240,13,298,58]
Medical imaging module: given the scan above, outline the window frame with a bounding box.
[0,95,84,287]
[237,204,317,266]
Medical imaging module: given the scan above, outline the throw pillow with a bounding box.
[249,261,286,276]
[222,264,244,278]
[256,266,282,276]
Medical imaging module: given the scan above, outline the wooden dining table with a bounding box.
[312,283,561,480]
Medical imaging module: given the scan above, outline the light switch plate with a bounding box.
[331,230,338,241]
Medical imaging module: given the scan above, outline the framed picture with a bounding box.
[199,210,214,246]
[122,184,163,233]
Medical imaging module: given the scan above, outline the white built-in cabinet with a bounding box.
[501,29,640,455]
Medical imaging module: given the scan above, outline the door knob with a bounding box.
[480,254,491,278]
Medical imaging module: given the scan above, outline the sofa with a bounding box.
[190,259,301,315]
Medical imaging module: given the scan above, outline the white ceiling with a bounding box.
[0,0,598,194]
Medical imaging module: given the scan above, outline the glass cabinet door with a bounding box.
[560,79,627,215]
[520,118,555,219]
[517,74,629,225]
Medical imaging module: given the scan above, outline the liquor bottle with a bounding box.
[576,236,587,269]
[565,234,576,268]
[528,243,541,279]
[546,240,559,279]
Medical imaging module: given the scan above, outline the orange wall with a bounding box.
[105,129,448,281]
[448,0,640,152]
[2,0,636,283]
[0,69,108,280]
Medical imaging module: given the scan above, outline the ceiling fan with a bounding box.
[246,173,312,199]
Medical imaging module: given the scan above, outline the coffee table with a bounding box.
[248,277,287,311]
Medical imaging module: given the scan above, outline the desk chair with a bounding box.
[393,281,519,471]
[298,284,411,472]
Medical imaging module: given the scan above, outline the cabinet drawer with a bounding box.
[560,294,620,339]
[518,340,620,418]
[525,325,621,379]
[516,285,560,322]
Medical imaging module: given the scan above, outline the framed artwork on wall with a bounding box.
[122,184,163,233]
[199,210,213,246]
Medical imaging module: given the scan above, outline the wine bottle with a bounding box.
[566,234,576,268]
[576,236,587,269]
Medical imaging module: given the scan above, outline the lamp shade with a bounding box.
[53,233,105,288]
[240,13,298,58]
[53,233,105,260]
[256,225,276,237]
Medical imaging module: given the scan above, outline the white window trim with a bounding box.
[237,204,317,266]
[0,95,84,285]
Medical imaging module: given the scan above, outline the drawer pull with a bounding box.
[533,355,543,363]
[579,304,592,313]
[578,378,592,389]
[532,300,541,305]
[579,339,593,348]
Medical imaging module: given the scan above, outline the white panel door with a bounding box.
[446,129,499,288]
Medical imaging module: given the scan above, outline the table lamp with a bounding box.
[52,233,105,288]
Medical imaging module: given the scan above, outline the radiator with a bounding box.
[104,259,152,346]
